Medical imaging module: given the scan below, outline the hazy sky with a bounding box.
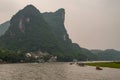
[0,0,120,50]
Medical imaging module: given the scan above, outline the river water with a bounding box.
[0,62,120,80]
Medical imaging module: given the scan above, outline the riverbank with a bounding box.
[86,62,120,68]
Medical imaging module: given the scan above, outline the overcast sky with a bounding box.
[0,0,120,50]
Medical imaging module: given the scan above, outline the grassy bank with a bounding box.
[86,62,120,69]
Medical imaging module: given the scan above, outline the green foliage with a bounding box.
[86,62,120,69]
[0,48,26,63]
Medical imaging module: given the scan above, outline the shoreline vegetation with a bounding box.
[86,62,120,69]
[1,61,120,69]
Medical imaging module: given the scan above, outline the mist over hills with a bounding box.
[91,49,120,61]
[0,5,120,61]
[0,5,96,61]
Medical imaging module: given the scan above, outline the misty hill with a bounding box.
[43,9,96,60]
[0,21,10,36]
[91,49,120,61]
[0,5,96,61]
[0,5,61,53]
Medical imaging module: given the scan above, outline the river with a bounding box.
[0,62,119,80]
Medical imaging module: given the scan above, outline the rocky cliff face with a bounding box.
[43,8,71,44]
[0,21,10,36]
[42,9,74,54]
